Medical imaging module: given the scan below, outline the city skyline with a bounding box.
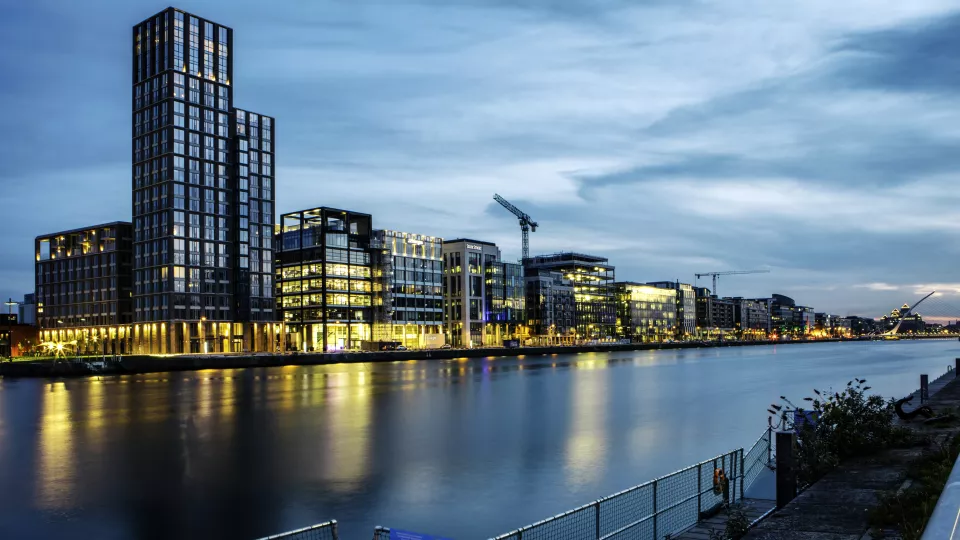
[3,1,960,317]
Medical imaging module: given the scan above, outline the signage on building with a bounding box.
[466,243,482,251]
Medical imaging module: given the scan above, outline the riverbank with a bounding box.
[0,336,929,378]
[744,370,960,539]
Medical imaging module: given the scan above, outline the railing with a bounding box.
[489,431,775,540]
[372,526,391,540]
[254,520,339,540]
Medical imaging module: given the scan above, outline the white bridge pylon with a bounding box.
[884,290,936,336]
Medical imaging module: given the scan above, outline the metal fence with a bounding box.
[489,433,775,540]
[372,526,391,540]
[254,520,339,540]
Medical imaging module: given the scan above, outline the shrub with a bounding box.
[769,378,913,487]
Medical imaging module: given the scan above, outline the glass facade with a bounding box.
[276,208,374,352]
[35,223,134,329]
[373,230,444,347]
[615,283,677,342]
[132,8,274,326]
[647,281,697,338]
[524,253,616,340]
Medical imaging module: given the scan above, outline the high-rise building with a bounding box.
[132,9,275,351]
[524,253,616,340]
[695,287,737,337]
[372,230,444,348]
[275,207,374,352]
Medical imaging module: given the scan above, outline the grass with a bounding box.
[869,433,960,540]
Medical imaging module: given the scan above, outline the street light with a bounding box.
[4,298,16,316]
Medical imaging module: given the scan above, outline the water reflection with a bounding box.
[0,340,957,539]
[36,383,75,510]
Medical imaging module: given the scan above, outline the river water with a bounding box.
[0,340,956,540]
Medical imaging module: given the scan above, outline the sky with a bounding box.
[2,0,960,318]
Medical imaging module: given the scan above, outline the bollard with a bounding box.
[956,358,959,376]
[921,374,929,403]
[776,431,798,510]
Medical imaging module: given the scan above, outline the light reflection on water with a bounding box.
[0,340,957,539]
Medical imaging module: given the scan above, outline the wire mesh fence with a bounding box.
[489,436,773,540]
[254,521,339,540]
[743,428,773,491]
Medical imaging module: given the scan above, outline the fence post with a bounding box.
[594,500,600,540]
[652,479,658,540]
[332,522,340,540]
[775,431,798,509]
[921,374,929,403]
[955,358,959,375]
[766,425,772,467]
[739,448,745,502]
[697,462,702,519]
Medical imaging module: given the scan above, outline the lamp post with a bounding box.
[4,298,16,316]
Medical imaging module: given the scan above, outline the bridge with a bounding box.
[879,290,960,337]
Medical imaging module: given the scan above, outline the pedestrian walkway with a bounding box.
[676,498,776,540]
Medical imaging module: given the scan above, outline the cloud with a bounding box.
[2,0,960,319]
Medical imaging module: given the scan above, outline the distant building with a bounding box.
[768,294,813,336]
[695,288,736,336]
[615,282,677,342]
[0,314,37,358]
[18,293,36,326]
[275,207,375,352]
[846,315,878,336]
[647,281,696,338]
[728,297,771,338]
[35,222,135,329]
[879,304,925,334]
[372,230,444,348]
[524,253,616,340]
[442,239,525,347]
[525,267,576,343]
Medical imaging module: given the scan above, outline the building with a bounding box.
[486,259,526,344]
[35,222,134,329]
[131,8,276,351]
[767,294,814,336]
[728,297,770,339]
[879,304,926,334]
[442,239,526,347]
[615,283,677,342]
[647,281,696,339]
[276,207,375,352]
[695,288,737,337]
[372,229,444,348]
[18,294,37,326]
[0,314,38,358]
[525,267,575,343]
[524,253,616,341]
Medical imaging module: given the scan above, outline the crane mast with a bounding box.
[493,194,539,260]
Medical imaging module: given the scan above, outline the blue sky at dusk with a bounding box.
[3,0,960,317]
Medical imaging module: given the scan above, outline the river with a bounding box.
[0,339,956,540]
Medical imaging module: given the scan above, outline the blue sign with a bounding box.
[390,529,453,540]
[793,410,818,434]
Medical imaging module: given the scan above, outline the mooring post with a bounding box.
[955,357,959,376]
[775,431,797,510]
[921,374,929,403]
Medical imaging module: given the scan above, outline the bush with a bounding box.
[708,505,750,540]
[769,378,914,487]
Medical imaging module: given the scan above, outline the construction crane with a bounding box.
[493,194,539,260]
[695,270,770,297]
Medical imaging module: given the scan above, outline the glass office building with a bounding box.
[131,8,276,352]
[276,207,374,352]
[373,230,444,348]
[615,282,677,342]
[524,253,616,341]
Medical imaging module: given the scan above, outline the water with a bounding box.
[0,340,956,540]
